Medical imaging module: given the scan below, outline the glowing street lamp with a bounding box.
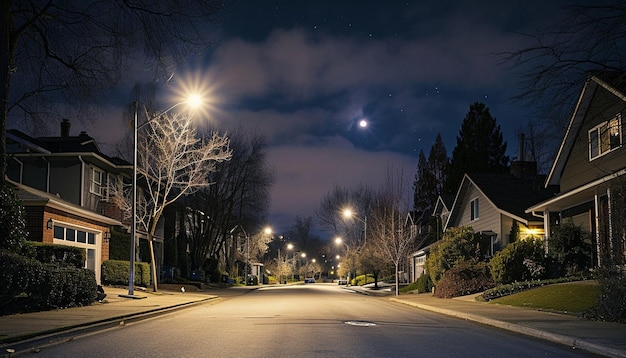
[334,236,351,285]
[124,94,202,298]
[343,209,367,244]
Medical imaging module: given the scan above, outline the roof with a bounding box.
[447,173,558,227]
[7,129,131,167]
[8,179,122,226]
[546,71,626,187]
[432,194,454,216]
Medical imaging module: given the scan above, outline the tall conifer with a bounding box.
[446,102,509,193]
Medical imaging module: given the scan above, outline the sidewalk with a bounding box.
[0,285,250,355]
[1,284,625,358]
[385,290,626,358]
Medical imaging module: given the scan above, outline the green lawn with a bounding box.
[490,281,600,314]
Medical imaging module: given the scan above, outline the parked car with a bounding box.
[337,279,348,285]
[304,278,316,283]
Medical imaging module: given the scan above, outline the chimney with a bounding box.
[61,119,71,138]
[510,132,537,180]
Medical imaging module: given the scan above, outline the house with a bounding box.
[407,194,453,282]
[406,133,559,283]
[6,120,134,283]
[527,72,626,267]
[445,172,557,255]
[7,179,120,283]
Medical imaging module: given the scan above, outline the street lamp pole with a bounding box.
[124,98,201,298]
[128,101,139,297]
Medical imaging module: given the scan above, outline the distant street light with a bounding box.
[124,94,202,298]
[334,236,351,285]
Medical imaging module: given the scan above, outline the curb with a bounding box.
[390,298,626,358]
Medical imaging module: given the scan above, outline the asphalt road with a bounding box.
[23,284,594,357]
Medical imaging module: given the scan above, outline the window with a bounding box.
[90,167,104,196]
[53,225,98,247]
[589,114,622,160]
[470,198,479,221]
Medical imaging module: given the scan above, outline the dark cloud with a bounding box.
[203,1,568,234]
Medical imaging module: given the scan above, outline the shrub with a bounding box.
[585,269,626,323]
[352,274,374,286]
[489,237,545,285]
[434,261,494,298]
[425,226,482,285]
[0,249,97,314]
[21,242,86,268]
[0,249,39,295]
[414,273,433,293]
[101,260,151,286]
[107,226,131,261]
[0,185,27,252]
[548,223,592,276]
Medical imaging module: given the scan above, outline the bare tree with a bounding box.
[368,168,419,296]
[1,1,228,184]
[111,110,231,291]
[500,1,626,167]
[248,230,273,264]
[317,184,373,245]
[183,128,274,278]
[358,241,389,288]
[287,216,317,253]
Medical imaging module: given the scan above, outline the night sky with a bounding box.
[77,1,568,236]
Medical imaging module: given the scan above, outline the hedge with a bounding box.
[101,259,151,286]
[0,249,97,314]
[21,241,86,269]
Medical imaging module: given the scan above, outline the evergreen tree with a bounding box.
[413,150,431,221]
[446,102,509,193]
[428,134,448,197]
[413,134,449,224]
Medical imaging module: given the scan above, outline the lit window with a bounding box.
[470,198,479,221]
[589,114,622,160]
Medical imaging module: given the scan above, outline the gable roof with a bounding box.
[432,194,454,216]
[546,72,626,187]
[447,173,557,228]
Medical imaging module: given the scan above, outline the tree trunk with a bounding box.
[395,263,400,296]
[148,235,159,292]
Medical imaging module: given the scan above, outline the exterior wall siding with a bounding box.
[455,185,501,237]
[22,158,48,191]
[49,158,82,205]
[561,87,626,192]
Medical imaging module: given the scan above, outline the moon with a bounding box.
[358,119,368,128]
